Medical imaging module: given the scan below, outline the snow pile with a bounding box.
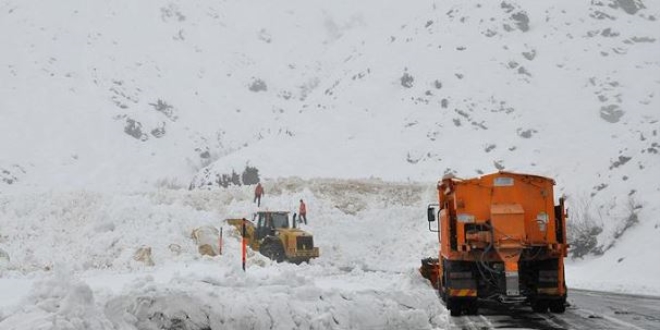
[99,265,442,330]
[0,180,446,329]
[0,271,114,329]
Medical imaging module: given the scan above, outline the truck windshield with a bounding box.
[271,213,289,229]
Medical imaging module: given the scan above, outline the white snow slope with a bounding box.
[1,0,660,328]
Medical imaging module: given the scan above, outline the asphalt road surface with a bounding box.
[448,289,660,330]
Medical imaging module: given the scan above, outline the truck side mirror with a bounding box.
[427,204,440,233]
[427,206,436,222]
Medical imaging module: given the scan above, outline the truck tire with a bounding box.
[549,298,566,313]
[532,300,549,313]
[260,240,285,263]
[466,300,478,315]
[447,299,462,317]
[438,285,447,303]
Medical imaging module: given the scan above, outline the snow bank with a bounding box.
[565,200,660,296]
[0,180,447,330]
[0,270,114,329]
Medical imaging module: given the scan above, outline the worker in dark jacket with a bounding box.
[299,199,307,224]
[254,182,264,207]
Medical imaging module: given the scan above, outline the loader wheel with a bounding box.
[260,240,285,263]
[549,299,566,314]
[296,258,312,265]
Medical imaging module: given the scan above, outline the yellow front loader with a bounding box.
[227,211,319,263]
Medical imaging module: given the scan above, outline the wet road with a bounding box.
[449,289,660,330]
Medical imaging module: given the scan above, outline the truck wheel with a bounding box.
[260,241,285,262]
[466,300,478,315]
[449,307,461,317]
[549,299,566,313]
[438,281,447,302]
[447,299,461,317]
[532,300,549,313]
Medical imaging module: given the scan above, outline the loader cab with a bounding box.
[255,211,292,240]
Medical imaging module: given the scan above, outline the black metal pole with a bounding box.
[242,219,246,271]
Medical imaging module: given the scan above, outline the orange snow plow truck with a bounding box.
[420,171,568,316]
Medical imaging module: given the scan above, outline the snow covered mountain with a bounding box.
[1,0,657,185]
[2,0,659,265]
[1,0,659,328]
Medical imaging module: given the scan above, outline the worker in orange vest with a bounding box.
[299,199,307,224]
[254,182,264,207]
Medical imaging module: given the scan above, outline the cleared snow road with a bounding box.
[448,289,660,330]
